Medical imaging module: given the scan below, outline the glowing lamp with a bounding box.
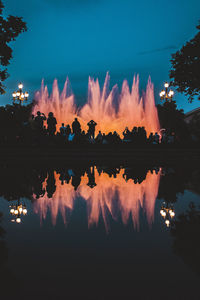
[164,82,169,88]
[21,93,25,99]
[16,92,20,97]
[18,83,23,89]
[162,90,165,96]
[165,219,170,227]
[170,211,175,218]
[14,209,18,215]
[19,207,23,214]
[10,208,15,214]
[23,208,27,215]
[160,209,164,215]
[25,92,29,98]
[168,90,174,97]
[12,92,16,98]
[16,218,21,223]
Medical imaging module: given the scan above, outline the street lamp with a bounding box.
[12,82,29,105]
[159,82,174,102]
[9,200,28,224]
[160,201,175,227]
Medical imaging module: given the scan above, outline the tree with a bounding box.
[171,203,200,276]
[170,23,200,102]
[0,1,27,94]
[157,100,190,142]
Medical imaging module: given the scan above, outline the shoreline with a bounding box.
[0,146,200,166]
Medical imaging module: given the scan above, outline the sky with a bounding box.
[1,0,200,112]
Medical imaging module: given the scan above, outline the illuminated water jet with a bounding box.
[33,73,160,136]
[33,167,161,231]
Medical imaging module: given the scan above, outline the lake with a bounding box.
[0,163,200,300]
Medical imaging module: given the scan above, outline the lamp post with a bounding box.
[9,199,28,223]
[159,82,174,102]
[160,201,175,227]
[12,83,29,105]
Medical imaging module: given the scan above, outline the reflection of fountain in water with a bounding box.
[33,168,161,231]
[33,73,160,136]
[33,174,76,225]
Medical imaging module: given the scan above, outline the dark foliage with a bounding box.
[171,203,200,276]
[0,103,33,145]
[157,100,190,142]
[170,23,200,102]
[188,112,200,141]
[0,0,27,94]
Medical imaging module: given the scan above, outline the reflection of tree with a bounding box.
[0,212,6,258]
[0,167,33,201]
[187,169,200,195]
[158,167,189,203]
[0,212,18,296]
[171,203,200,276]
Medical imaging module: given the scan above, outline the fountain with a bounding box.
[33,73,160,136]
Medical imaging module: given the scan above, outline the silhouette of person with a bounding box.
[96,131,103,143]
[29,114,35,131]
[87,166,97,188]
[47,112,57,136]
[141,126,147,143]
[131,127,138,142]
[65,124,71,136]
[87,120,97,139]
[123,127,131,141]
[71,172,81,190]
[148,132,154,144]
[154,132,160,144]
[60,123,66,136]
[72,118,81,135]
[46,170,56,198]
[34,111,46,133]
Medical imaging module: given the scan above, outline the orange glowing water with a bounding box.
[33,73,160,136]
[33,168,161,230]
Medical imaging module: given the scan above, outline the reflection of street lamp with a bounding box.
[9,200,28,224]
[159,82,174,102]
[12,83,29,105]
[160,201,175,227]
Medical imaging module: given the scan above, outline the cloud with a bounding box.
[137,45,177,55]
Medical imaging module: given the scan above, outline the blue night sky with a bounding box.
[1,0,200,112]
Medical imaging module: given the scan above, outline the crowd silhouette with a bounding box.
[0,104,199,147]
[15,110,176,146]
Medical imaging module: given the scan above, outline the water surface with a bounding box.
[0,164,200,299]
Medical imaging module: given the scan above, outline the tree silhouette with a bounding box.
[0,211,19,297]
[157,100,189,141]
[171,203,200,276]
[0,0,27,94]
[170,23,200,102]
